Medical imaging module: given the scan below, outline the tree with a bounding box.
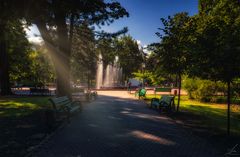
[32,0,129,96]
[26,44,55,87]
[0,19,33,94]
[8,22,32,85]
[0,0,129,96]
[0,1,26,95]
[153,12,192,111]
[96,38,116,68]
[144,51,178,87]
[132,70,162,86]
[190,0,240,135]
[71,23,96,89]
[115,35,144,80]
[1,1,129,96]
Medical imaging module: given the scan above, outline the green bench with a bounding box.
[85,90,98,101]
[72,88,98,102]
[91,91,98,99]
[150,95,175,112]
[154,87,172,97]
[135,88,147,99]
[49,96,82,122]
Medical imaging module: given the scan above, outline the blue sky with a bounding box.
[101,0,199,46]
[27,0,199,46]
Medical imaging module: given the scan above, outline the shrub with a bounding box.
[183,77,227,102]
[195,80,216,102]
[182,77,199,99]
[210,96,226,103]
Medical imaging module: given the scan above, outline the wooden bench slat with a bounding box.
[150,95,175,112]
[154,88,172,92]
[51,96,69,103]
[49,96,81,122]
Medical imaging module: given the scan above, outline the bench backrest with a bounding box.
[49,96,71,110]
[160,95,174,104]
[72,88,85,93]
[30,88,49,93]
[155,88,171,93]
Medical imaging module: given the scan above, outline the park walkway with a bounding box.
[33,91,220,157]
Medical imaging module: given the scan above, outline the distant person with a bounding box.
[145,82,148,87]
[128,82,131,92]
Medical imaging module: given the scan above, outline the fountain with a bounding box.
[96,54,103,89]
[96,54,123,89]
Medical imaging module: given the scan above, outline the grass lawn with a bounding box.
[0,96,51,117]
[0,96,52,157]
[144,94,240,135]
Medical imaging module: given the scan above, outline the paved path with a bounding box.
[34,91,220,157]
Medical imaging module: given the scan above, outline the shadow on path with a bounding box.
[34,92,220,157]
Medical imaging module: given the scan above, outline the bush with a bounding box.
[183,78,199,99]
[210,96,240,104]
[195,80,216,102]
[210,96,226,103]
[183,77,227,102]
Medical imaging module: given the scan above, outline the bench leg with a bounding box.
[67,111,71,123]
[158,106,163,113]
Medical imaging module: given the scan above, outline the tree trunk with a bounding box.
[175,75,178,88]
[0,24,11,95]
[69,14,74,52]
[227,81,231,136]
[87,70,90,90]
[55,12,71,97]
[36,21,71,97]
[176,73,181,112]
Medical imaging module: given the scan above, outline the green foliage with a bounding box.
[145,52,158,71]
[71,23,96,85]
[189,0,240,82]
[9,41,55,87]
[28,48,55,86]
[116,35,144,79]
[97,38,116,66]
[5,0,129,96]
[0,18,55,90]
[188,1,240,134]
[182,77,199,99]
[232,78,240,97]
[132,70,154,85]
[195,80,218,102]
[153,12,191,76]
[152,12,192,111]
[183,77,227,102]
[144,52,177,87]
[7,21,32,84]
[132,70,167,86]
[0,1,35,94]
[96,35,144,80]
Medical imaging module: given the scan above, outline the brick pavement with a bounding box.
[33,91,220,157]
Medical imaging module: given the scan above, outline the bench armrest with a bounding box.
[71,101,82,109]
[159,101,169,107]
[71,100,81,105]
[62,104,71,111]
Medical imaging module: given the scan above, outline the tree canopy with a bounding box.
[190,0,240,135]
[151,12,192,111]
[0,0,129,96]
